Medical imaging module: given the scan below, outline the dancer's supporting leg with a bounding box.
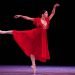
[30,54,36,74]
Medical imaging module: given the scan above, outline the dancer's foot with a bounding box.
[31,65,36,74]
[0,30,5,34]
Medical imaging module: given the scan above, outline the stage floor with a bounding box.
[0,66,75,75]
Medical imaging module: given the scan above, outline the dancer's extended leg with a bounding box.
[0,30,13,34]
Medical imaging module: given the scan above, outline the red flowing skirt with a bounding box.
[12,28,50,62]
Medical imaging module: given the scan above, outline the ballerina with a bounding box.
[0,3,60,74]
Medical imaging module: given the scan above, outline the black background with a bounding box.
[0,0,72,66]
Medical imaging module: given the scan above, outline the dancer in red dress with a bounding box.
[0,3,60,74]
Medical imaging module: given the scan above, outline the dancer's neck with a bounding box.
[41,16,45,20]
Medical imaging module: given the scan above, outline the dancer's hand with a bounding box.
[54,3,60,8]
[14,15,22,19]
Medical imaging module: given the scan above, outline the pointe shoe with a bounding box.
[0,30,4,34]
[31,65,36,74]
[0,31,6,34]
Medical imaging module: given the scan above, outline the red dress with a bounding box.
[12,17,50,62]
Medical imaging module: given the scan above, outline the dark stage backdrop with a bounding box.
[0,0,71,66]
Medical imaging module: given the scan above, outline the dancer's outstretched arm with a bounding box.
[49,3,60,21]
[14,15,34,21]
[0,30,13,34]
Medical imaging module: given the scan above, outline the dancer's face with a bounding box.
[43,11,48,18]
